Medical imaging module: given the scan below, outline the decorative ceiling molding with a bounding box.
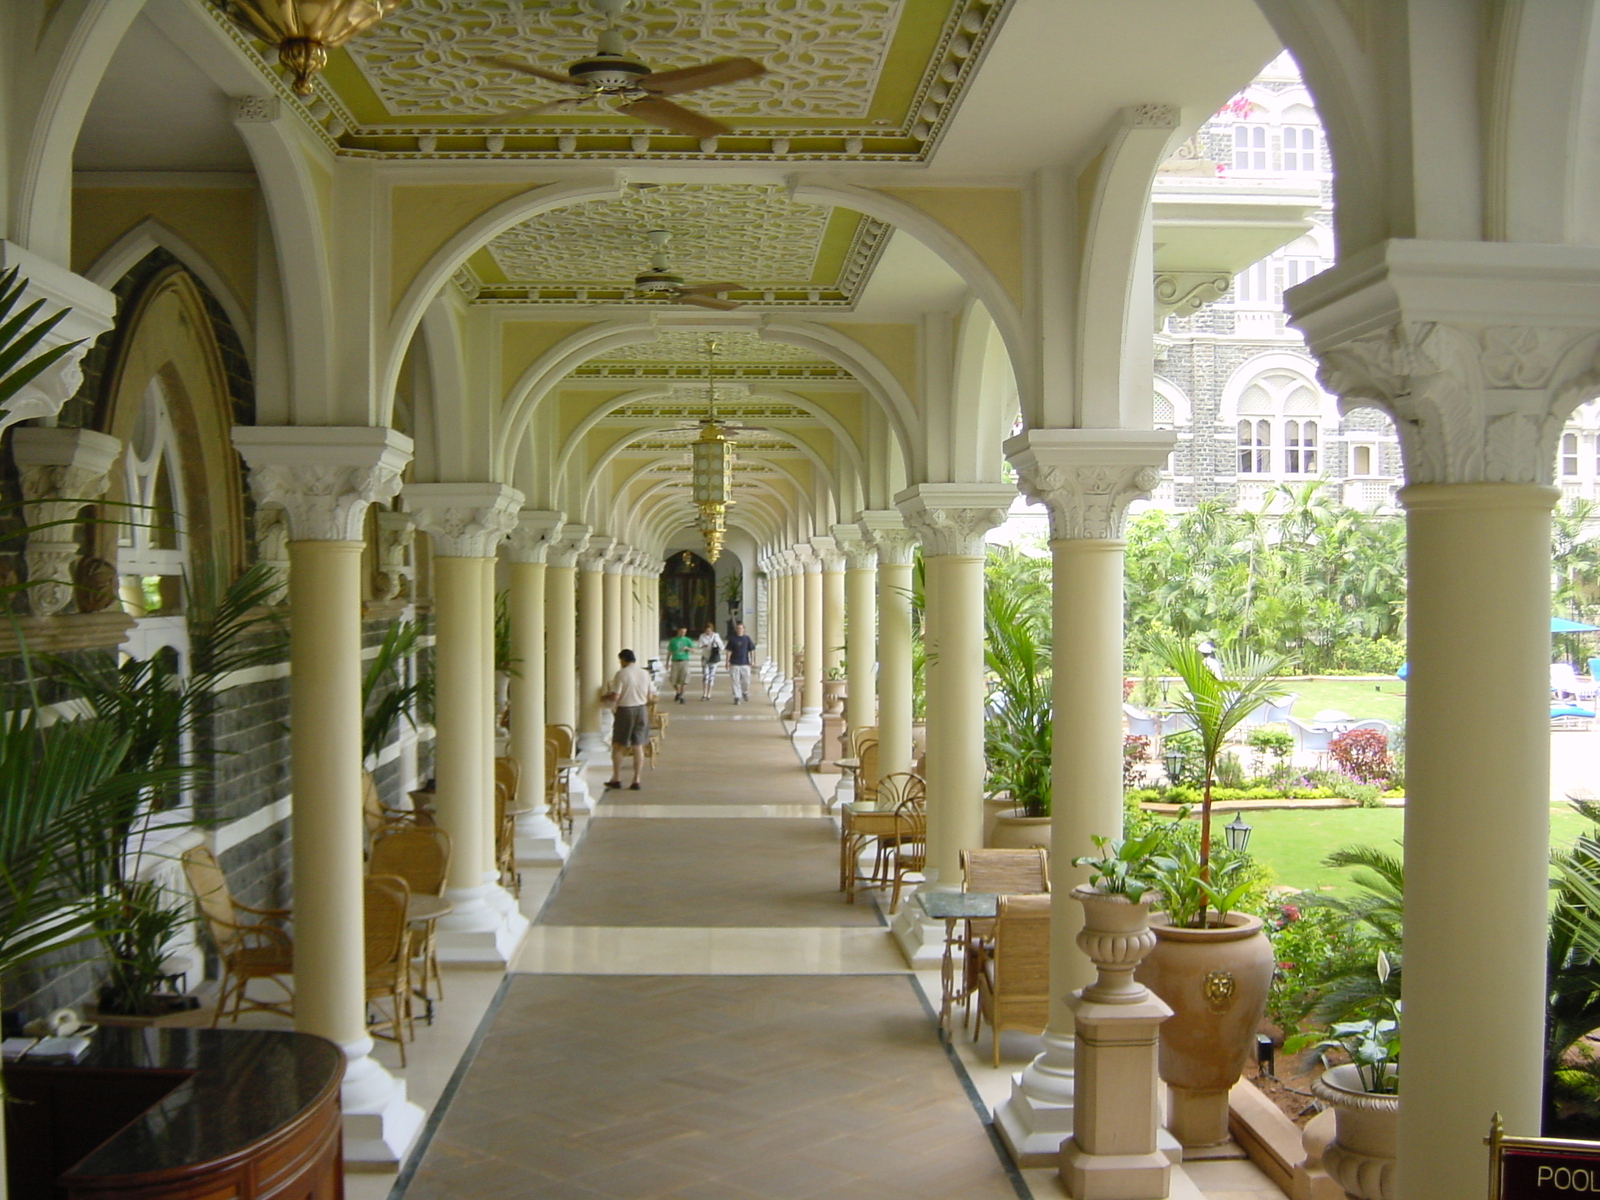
[458,185,891,308]
[204,0,1013,163]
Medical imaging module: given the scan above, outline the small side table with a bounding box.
[916,891,998,1035]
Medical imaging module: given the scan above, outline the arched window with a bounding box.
[118,379,187,617]
[1562,433,1580,478]
[1285,420,1319,474]
[1228,368,1333,480]
[1233,124,1268,171]
[1283,125,1318,171]
[1238,420,1271,473]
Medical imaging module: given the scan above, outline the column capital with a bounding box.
[548,523,591,568]
[233,426,413,541]
[793,543,821,573]
[859,510,919,565]
[0,243,117,437]
[1005,429,1173,540]
[895,483,1014,557]
[810,535,844,573]
[603,544,632,574]
[505,509,566,564]
[13,427,121,616]
[831,523,877,571]
[372,510,415,600]
[403,483,524,558]
[1288,239,1600,486]
[579,535,616,571]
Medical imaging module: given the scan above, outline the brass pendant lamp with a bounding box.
[213,0,405,95]
[690,337,734,562]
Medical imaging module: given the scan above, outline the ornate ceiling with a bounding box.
[457,183,890,307]
[570,330,849,379]
[206,0,1010,162]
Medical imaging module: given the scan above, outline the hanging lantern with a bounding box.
[692,422,733,508]
[213,0,404,95]
[696,501,727,563]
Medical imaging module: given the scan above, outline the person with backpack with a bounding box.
[698,622,725,701]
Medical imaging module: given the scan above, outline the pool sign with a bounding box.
[1489,1114,1600,1200]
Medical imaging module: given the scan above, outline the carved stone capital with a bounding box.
[373,511,414,600]
[603,544,631,574]
[895,484,1015,558]
[810,535,844,573]
[792,544,820,573]
[548,523,591,569]
[579,535,616,572]
[504,509,566,565]
[233,426,413,542]
[831,523,877,571]
[1005,430,1175,540]
[0,243,117,437]
[254,507,290,604]
[403,483,524,558]
[858,510,918,566]
[1288,239,1600,486]
[1154,272,1233,325]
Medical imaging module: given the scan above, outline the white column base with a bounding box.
[888,884,946,968]
[514,809,569,864]
[339,1036,425,1168]
[567,775,593,816]
[793,710,823,739]
[995,1031,1077,1167]
[435,884,524,965]
[577,731,606,756]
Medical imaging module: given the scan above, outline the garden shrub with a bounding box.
[1215,750,1246,789]
[1330,727,1392,783]
[1247,726,1293,760]
[1123,734,1151,788]
[1160,730,1206,787]
[1332,636,1407,675]
[1265,901,1378,1038]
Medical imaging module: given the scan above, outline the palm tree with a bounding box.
[983,545,1053,817]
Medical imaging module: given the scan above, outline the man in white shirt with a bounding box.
[602,648,657,790]
[697,623,724,701]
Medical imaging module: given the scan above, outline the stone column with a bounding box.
[860,512,918,780]
[799,546,824,720]
[576,536,614,753]
[404,483,528,964]
[771,555,790,681]
[232,426,422,1167]
[602,546,626,663]
[1287,241,1600,1200]
[894,486,1013,964]
[507,509,567,864]
[545,524,589,731]
[13,428,120,616]
[833,524,879,736]
[995,432,1173,1166]
[815,536,846,680]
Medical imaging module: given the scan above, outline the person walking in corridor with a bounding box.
[602,649,656,790]
[666,625,693,703]
[698,622,724,701]
[726,621,755,705]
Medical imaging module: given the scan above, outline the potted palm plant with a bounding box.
[983,549,1052,847]
[1134,633,1287,1149]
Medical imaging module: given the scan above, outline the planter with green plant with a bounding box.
[1132,633,1286,1149]
[982,550,1053,839]
[1070,826,1171,1004]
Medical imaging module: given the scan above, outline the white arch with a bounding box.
[586,428,833,523]
[1218,351,1330,423]
[83,216,255,360]
[1152,375,1191,428]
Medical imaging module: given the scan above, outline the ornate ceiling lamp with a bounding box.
[213,0,405,95]
[690,337,734,562]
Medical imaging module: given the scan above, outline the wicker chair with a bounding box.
[369,826,452,1007]
[495,755,524,811]
[494,778,521,897]
[362,770,430,846]
[959,848,1050,1024]
[881,773,928,914]
[645,704,668,768]
[364,874,414,1065]
[545,723,579,824]
[851,737,880,808]
[543,736,573,835]
[182,845,294,1026]
[973,893,1052,1066]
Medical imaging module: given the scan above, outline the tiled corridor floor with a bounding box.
[360,671,1287,1200]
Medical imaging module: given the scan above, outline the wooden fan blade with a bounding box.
[477,55,582,87]
[679,282,746,296]
[639,57,766,96]
[617,96,729,139]
[675,293,744,311]
[469,97,591,124]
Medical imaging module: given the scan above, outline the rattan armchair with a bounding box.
[364,874,414,1065]
[544,736,573,835]
[973,893,1052,1066]
[958,848,1050,1025]
[369,826,452,1007]
[880,773,927,914]
[494,777,521,897]
[182,845,294,1026]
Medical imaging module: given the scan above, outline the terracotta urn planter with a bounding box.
[1311,1064,1398,1200]
[988,810,1051,849]
[1134,911,1274,1148]
[822,678,848,715]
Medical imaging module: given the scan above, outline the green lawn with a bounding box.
[1282,677,1407,725]
[1241,805,1588,894]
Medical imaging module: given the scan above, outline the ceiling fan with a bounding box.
[667,337,768,438]
[632,230,746,310]
[476,0,765,139]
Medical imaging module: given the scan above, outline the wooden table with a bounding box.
[917,891,999,1034]
[839,800,900,901]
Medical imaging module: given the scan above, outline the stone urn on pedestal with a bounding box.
[822,674,848,715]
[1135,910,1274,1149]
[1309,1065,1398,1200]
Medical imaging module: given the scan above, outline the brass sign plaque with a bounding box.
[1488,1115,1600,1200]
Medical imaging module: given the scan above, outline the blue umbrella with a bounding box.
[1552,616,1599,633]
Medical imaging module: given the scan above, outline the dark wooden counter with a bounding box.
[5,1026,344,1200]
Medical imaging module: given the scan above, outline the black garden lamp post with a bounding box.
[1224,813,1253,852]
[1163,745,1186,787]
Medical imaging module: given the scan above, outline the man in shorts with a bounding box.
[725,621,756,704]
[666,626,694,703]
[603,648,656,790]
